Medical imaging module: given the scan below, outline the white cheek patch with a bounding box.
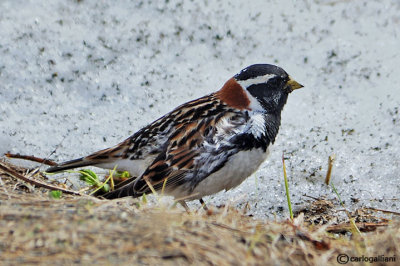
[244,90,264,112]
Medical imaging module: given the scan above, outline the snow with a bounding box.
[1,0,399,218]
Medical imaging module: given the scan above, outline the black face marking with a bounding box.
[246,76,282,96]
[234,64,288,81]
[246,75,289,114]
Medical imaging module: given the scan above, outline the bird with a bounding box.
[46,64,303,209]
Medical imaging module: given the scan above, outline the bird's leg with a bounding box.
[179,200,190,213]
[199,198,209,211]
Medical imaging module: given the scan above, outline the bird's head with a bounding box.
[217,64,303,114]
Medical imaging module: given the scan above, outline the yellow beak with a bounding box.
[286,76,303,91]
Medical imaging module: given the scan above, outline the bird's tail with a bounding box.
[46,157,98,173]
[45,140,128,173]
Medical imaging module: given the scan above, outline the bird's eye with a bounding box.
[267,77,284,88]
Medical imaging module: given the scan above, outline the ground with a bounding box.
[0,161,399,265]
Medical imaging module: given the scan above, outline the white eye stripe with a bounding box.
[236,74,276,88]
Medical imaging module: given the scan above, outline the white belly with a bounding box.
[189,147,269,199]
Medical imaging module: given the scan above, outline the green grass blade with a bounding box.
[282,153,293,220]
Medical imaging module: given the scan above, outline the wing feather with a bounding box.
[101,95,255,200]
[131,111,247,196]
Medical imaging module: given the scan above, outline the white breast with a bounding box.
[189,147,270,199]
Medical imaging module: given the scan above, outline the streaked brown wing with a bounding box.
[101,94,240,199]
[133,119,208,194]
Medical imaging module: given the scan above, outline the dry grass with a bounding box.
[0,160,399,265]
